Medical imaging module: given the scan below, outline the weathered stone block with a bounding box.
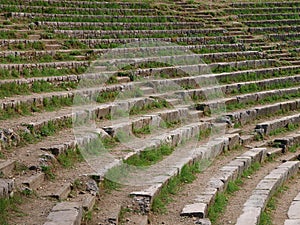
[180,203,207,218]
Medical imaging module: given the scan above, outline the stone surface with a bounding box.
[284,219,300,225]
[82,194,96,211]
[288,201,300,219]
[180,203,207,218]
[22,173,45,190]
[126,214,148,225]
[236,206,261,225]
[44,202,82,225]
[0,160,15,176]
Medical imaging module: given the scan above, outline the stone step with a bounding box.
[21,173,45,190]
[0,60,89,72]
[125,214,148,225]
[0,159,15,176]
[28,34,41,40]
[273,132,300,150]
[82,194,96,211]
[1,4,158,15]
[8,12,192,23]
[0,178,14,198]
[42,183,71,200]
[43,202,82,225]
[130,133,240,214]
[180,147,266,218]
[255,113,300,136]
[54,28,226,39]
[44,44,62,50]
[140,86,154,95]
[236,161,300,225]
[98,204,121,225]
[37,21,205,29]
[285,192,300,224]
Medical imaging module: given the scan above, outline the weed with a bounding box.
[125,144,173,167]
[41,165,55,180]
[242,162,261,178]
[0,193,23,225]
[208,193,228,224]
[57,147,84,168]
[152,162,203,214]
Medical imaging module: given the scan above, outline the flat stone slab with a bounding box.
[180,203,207,218]
[288,201,300,219]
[195,219,212,225]
[236,206,261,225]
[44,202,82,225]
[44,183,71,200]
[284,219,300,225]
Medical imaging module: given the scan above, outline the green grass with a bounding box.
[0,66,87,80]
[125,144,174,167]
[0,193,23,225]
[132,125,151,137]
[41,165,56,180]
[57,147,84,168]
[0,80,77,99]
[208,192,228,224]
[129,99,170,116]
[288,144,300,153]
[209,162,261,224]
[152,162,203,214]
[259,186,288,225]
[269,123,299,136]
[242,162,261,178]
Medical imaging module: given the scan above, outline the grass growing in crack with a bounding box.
[259,186,289,225]
[132,125,151,137]
[208,192,228,224]
[198,128,212,141]
[129,99,170,116]
[41,165,56,180]
[209,162,261,224]
[57,147,84,168]
[119,207,133,224]
[269,123,299,136]
[0,193,23,225]
[242,162,261,178]
[125,144,174,167]
[152,162,203,214]
[289,144,300,153]
[0,95,73,121]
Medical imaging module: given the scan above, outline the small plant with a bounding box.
[57,147,83,168]
[0,193,23,224]
[152,162,203,214]
[41,165,55,180]
[125,144,173,167]
[208,193,228,224]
